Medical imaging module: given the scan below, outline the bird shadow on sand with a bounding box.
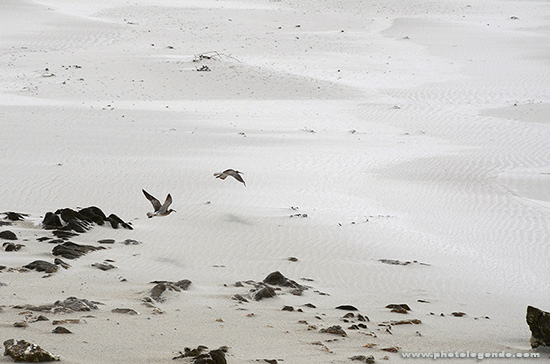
[223,214,253,226]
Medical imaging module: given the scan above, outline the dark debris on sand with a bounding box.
[172,345,228,363]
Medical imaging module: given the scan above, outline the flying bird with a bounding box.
[214,169,246,186]
[142,189,176,218]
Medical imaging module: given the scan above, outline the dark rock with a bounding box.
[386,303,411,311]
[320,325,347,337]
[123,239,142,245]
[52,319,80,325]
[379,319,422,326]
[52,326,72,334]
[349,355,375,363]
[98,239,115,244]
[451,311,466,317]
[336,305,358,311]
[0,230,17,240]
[42,212,63,229]
[52,230,78,239]
[13,321,28,328]
[111,308,138,315]
[282,306,294,312]
[3,242,24,251]
[387,304,410,314]
[173,346,227,363]
[288,257,298,262]
[52,241,105,259]
[3,212,28,221]
[3,339,60,362]
[149,280,192,302]
[357,314,369,322]
[24,260,58,273]
[79,206,107,225]
[251,285,276,301]
[303,303,316,308]
[92,262,117,271]
[54,258,71,269]
[231,294,248,303]
[263,271,304,290]
[107,214,133,229]
[527,305,550,348]
[381,346,399,353]
[263,360,278,364]
[37,237,52,242]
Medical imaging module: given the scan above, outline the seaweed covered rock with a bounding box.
[3,339,60,362]
[527,305,550,348]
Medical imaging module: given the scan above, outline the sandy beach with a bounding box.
[1,0,549,362]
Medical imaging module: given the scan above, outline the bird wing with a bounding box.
[214,172,227,180]
[143,189,162,212]
[158,194,173,214]
[229,171,246,185]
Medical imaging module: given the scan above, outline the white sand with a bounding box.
[1,0,549,362]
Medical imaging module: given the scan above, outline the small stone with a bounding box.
[52,319,80,325]
[123,239,142,245]
[98,239,115,244]
[288,257,298,262]
[52,326,72,334]
[386,303,411,311]
[350,355,375,363]
[381,346,399,353]
[320,325,347,337]
[336,305,358,311]
[112,308,139,315]
[282,306,294,312]
[13,321,28,328]
[92,262,117,271]
[451,311,466,317]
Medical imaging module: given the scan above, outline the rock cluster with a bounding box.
[238,271,309,302]
[14,297,100,313]
[42,206,132,232]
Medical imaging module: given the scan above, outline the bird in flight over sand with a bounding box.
[142,189,176,218]
[214,169,246,186]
